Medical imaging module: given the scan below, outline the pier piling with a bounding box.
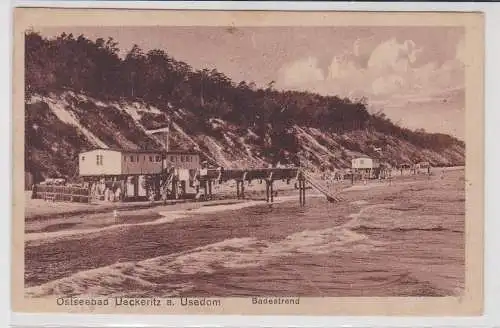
[270,180,274,203]
[298,173,306,206]
[265,180,272,203]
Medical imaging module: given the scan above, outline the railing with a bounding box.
[301,171,344,202]
[32,184,91,203]
[202,167,299,182]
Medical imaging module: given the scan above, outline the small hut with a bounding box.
[351,157,380,179]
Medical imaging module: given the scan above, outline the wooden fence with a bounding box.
[32,184,91,203]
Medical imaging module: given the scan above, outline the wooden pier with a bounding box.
[198,167,299,202]
[198,167,340,206]
[73,166,342,206]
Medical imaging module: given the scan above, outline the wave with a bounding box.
[25,189,464,298]
[26,195,327,247]
[25,211,189,246]
[344,201,463,233]
[26,216,385,298]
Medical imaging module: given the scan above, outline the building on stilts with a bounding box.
[78,148,201,202]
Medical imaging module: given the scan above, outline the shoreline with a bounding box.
[24,184,299,221]
[23,176,432,239]
[24,193,329,242]
[24,179,316,221]
[24,170,451,223]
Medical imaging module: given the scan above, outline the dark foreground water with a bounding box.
[25,171,465,297]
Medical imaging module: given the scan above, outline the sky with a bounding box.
[36,26,465,139]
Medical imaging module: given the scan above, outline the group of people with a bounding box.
[89,181,123,202]
[321,169,347,188]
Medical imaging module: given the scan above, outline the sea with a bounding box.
[25,170,465,298]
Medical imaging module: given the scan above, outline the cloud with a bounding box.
[278,37,465,100]
[327,56,360,81]
[276,36,465,137]
[278,56,324,88]
[371,74,406,95]
[367,38,421,73]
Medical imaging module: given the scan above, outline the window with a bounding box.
[170,155,175,162]
[155,155,161,162]
[130,156,135,162]
[144,156,146,161]
[360,159,364,165]
[81,156,85,161]
[181,155,185,162]
[149,156,153,162]
[96,155,103,165]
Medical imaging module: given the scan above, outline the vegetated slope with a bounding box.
[24,31,465,179]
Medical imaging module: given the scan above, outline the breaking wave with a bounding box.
[26,206,386,298]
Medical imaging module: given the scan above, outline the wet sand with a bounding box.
[24,180,300,222]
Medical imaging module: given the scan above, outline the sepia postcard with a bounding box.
[12,8,484,316]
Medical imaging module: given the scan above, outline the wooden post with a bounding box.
[152,176,156,200]
[87,184,91,203]
[120,179,124,202]
[302,179,306,206]
[270,180,274,203]
[172,176,178,200]
[266,181,270,203]
[204,180,208,199]
[181,180,187,198]
[297,179,300,206]
[298,177,306,207]
[241,172,247,200]
[31,184,37,199]
[301,177,306,206]
[123,176,127,201]
[134,176,139,198]
[208,180,213,199]
[298,180,301,205]
[236,180,240,199]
